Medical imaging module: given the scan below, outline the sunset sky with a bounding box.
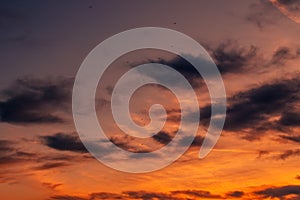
[1,0,300,200]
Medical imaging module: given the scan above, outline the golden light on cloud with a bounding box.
[2,1,300,199]
[270,0,300,23]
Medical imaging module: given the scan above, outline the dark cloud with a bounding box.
[152,131,173,145]
[278,0,299,5]
[139,43,299,87]
[257,150,270,159]
[42,182,62,190]
[123,45,299,142]
[0,137,93,186]
[33,162,70,170]
[254,185,300,199]
[193,75,300,141]
[0,140,15,153]
[0,140,36,165]
[50,195,87,200]
[272,47,293,64]
[225,191,244,198]
[109,134,153,153]
[0,147,36,184]
[60,190,225,200]
[49,189,248,200]
[127,41,260,91]
[143,40,258,77]
[247,0,300,28]
[209,76,300,140]
[191,135,205,147]
[134,55,202,88]
[108,135,130,148]
[277,0,300,12]
[179,135,204,147]
[90,192,125,200]
[0,77,73,124]
[246,0,300,29]
[280,135,300,143]
[0,138,83,180]
[296,175,300,180]
[0,153,21,165]
[171,190,222,199]
[279,112,300,127]
[246,1,279,29]
[210,40,258,74]
[124,191,182,200]
[119,51,300,142]
[276,149,300,160]
[40,133,88,153]
[271,46,300,65]
[36,152,93,164]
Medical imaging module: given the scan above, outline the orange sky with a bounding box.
[1,1,300,200]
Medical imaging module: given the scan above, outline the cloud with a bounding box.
[276,149,300,160]
[0,137,90,184]
[126,41,260,92]
[271,46,300,65]
[50,195,87,200]
[124,191,182,200]
[225,191,244,198]
[42,182,62,190]
[246,0,281,29]
[152,131,173,145]
[248,0,300,27]
[194,74,300,142]
[270,0,300,24]
[254,185,300,199]
[131,55,203,88]
[109,134,153,153]
[0,140,36,165]
[179,135,205,147]
[190,135,205,147]
[171,190,223,199]
[0,140,15,153]
[209,40,258,74]
[62,189,225,200]
[50,187,300,200]
[140,40,258,76]
[33,162,70,170]
[280,135,300,143]
[108,134,136,151]
[278,112,300,127]
[0,140,41,184]
[40,133,88,153]
[90,192,125,200]
[219,76,300,140]
[114,46,300,143]
[177,74,300,142]
[257,150,270,159]
[0,137,94,186]
[277,0,300,12]
[0,77,73,124]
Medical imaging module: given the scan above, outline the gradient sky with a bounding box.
[1,0,300,200]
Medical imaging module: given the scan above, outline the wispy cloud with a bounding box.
[276,149,300,160]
